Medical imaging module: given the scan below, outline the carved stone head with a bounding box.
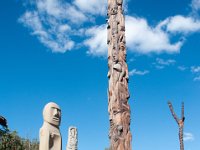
[43,102,61,127]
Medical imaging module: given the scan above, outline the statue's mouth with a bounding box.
[53,117,59,122]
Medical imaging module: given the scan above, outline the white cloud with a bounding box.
[153,58,176,69]
[84,24,107,57]
[159,15,200,34]
[129,69,149,76]
[191,66,200,73]
[84,15,186,57]
[19,11,44,35]
[155,65,165,70]
[190,66,200,81]
[191,0,200,11]
[178,66,187,71]
[156,58,176,66]
[184,132,194,141]
[58,24,71,32]
[126,16,183,54]
[36,0,87,23]
[19,10,74,53]
[194,76,200,81]
[65,5,88,24]
[37,0,63,17]
[74,0,107,15]
[19,0,200,56]
[19,0,91,52]
[84,14,200,57]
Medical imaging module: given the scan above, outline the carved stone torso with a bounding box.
[40,122,62,150]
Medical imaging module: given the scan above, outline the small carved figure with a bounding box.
[109,3,118,37]
[117,5,125,31]
[112,19,118,36]
[119,44,128,81]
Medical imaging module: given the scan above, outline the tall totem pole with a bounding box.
[107,0,132,149]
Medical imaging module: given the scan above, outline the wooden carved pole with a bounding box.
[168,101,185,150]
[107,0,132,149]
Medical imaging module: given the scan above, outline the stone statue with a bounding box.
[39,102,62,150]
[66,127,78,150]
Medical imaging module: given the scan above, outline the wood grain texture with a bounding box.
[107,0,132,149]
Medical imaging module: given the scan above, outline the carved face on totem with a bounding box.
[119,43,126,60]
[117,0,123,5]
[70,128,76,137]
[112,51,119,63]
[110,4,118,15]
[43,102,61,127]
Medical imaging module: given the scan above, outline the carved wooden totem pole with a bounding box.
[107,0,132,149]
[168,101,185,150]
[66,127,78,150]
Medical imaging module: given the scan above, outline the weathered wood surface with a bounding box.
[107,0,132,149]
[168,101,185,150]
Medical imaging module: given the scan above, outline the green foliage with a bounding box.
[0,131,24,150]
[21,138,39,150]
[0,130,39,150]
[0,126,9,137]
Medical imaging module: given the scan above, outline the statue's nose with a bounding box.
[53,109,59,116]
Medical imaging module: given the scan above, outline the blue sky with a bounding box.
[0,0,200,150]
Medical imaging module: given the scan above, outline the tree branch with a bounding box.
[168,101,179,124]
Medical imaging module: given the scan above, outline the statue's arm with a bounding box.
[39,128,49,150]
